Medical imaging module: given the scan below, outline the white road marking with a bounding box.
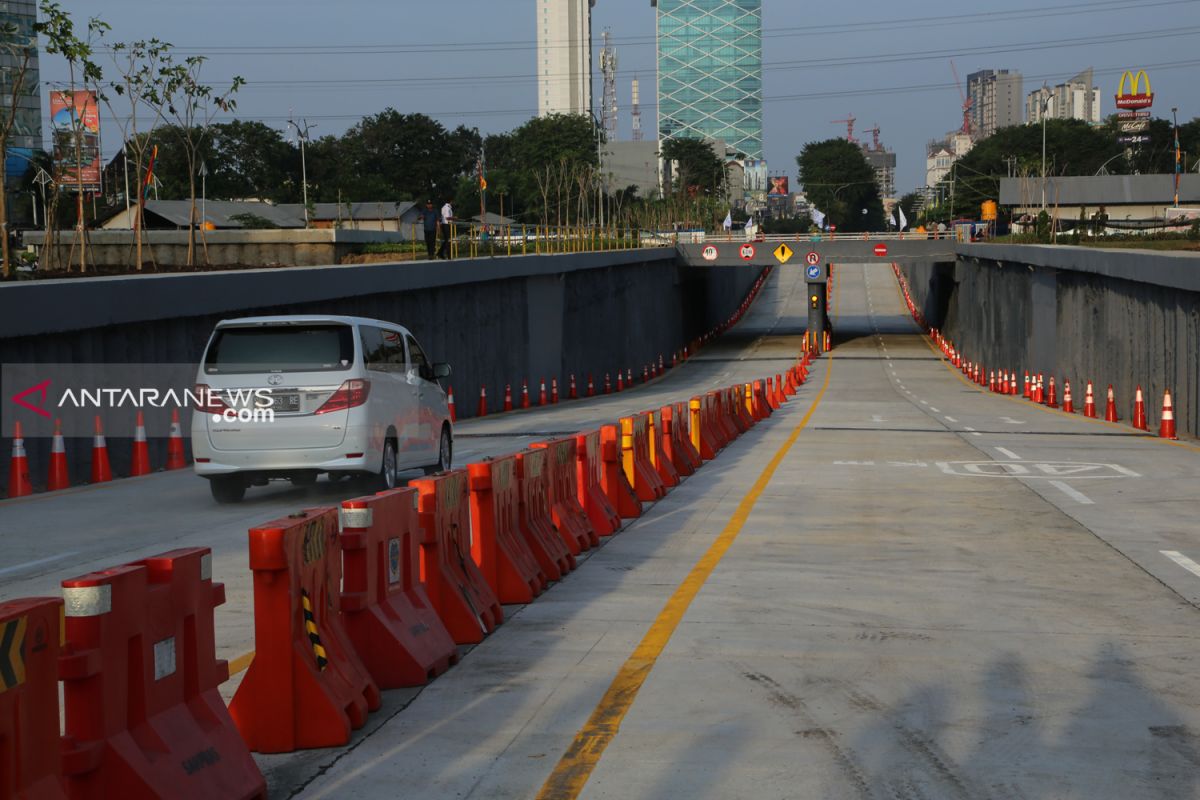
[1161,551,1200,580]
[871,415,886,423]
[994,447,1021,460]
[929,407,940,413]
[1110,464,1142,477]
[0,551,81,578]
[1000,417,1026,425]
[963,426,976,432]
[1050,481,1094,505]
[920,400,929,406]
[944,416,957,423]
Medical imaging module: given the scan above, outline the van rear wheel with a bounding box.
[210,475,246,504]
[376,438,399,491]
[424,427,452,475]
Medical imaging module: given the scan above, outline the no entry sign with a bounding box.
[873,243,889,257]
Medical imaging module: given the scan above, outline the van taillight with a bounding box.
[193,384,228,413]
[315,379,370,415]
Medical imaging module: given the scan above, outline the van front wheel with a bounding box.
[210,475,246,504]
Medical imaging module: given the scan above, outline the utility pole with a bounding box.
[1040,95,1051,210]
[288,116,314,228]
[1172,107,1181,209]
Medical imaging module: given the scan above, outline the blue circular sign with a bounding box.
[806,265,822,280]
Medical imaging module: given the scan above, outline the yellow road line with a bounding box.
[535,265,838,799]
[228,650,254,676]
[888,268,1200,453]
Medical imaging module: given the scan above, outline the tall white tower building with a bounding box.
[537,0,596,117]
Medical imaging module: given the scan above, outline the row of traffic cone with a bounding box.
[897,266,1180,441]
[6,409,187,498]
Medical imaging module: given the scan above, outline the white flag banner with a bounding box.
[810,208,826,230]
[723,210,733,230]
[899,206,908,231]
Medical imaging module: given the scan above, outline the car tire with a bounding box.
[210,475,246,504]
[424,426,452,476]
[376,438,399,491]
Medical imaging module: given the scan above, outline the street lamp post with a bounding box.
[1172,107,1181,209]
[287,117,313,228]
[1040,94,1052,210]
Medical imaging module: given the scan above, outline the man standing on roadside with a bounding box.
[438,198,454,260]
[421,200,439,260]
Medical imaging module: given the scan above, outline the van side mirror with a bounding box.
[432,363,452,379]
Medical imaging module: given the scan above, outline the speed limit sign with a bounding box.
[805,251,820,266]
[739,244,756,261]
[702,245,719,261]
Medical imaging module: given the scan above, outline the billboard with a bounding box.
[50,90,102,191]
[769,175,789,196]
[1115,70,1154,110]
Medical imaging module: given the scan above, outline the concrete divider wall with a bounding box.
[0,250,762,489]
[900,245,1200,438]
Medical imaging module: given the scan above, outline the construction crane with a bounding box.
[950,60,973,137]
[831,115,857,144]
[863,125,881,151]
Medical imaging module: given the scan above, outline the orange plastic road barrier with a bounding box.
[659,405,695,478]
[704,392,732,449]
[753,381,774,420]
[533,437,598,551]
[689,397,717,461]
[339,489,457,688]
[671,402,703,473]
[129,410,151,476]
[230,509,379,753]
[468,455,546,604]
[8,421,32,498]
[573,430,622,537]
[646,411,681,488]
[765,378,781,410]
[47,419,70,491]
[620,414,666,502]
[515,449,576,579]
[165,408,187,470]
[63,548,267,795]
[91,416,113,484]
[412,470,503,644]
[779,371,795,398]
[599,424,641,517]
[734,386,756,431]
[725,387,750,435]
[0,597,67,800]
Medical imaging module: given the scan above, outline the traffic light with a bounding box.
[810,293,821,310]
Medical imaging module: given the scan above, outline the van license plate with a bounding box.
[272,393,299,412]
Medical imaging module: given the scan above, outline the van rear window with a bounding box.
[204,325,354,374]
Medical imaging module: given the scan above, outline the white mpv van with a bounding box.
[191,315,453,503]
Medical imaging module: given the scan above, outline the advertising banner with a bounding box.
[50,90,102,191]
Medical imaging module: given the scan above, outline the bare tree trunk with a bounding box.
[0,158,9,277]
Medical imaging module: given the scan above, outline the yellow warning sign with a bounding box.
[773,243,794,264]
[0,615,27,691]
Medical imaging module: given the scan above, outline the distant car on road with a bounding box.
[191,315,453,503]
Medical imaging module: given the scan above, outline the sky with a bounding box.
[38,0,1200,195]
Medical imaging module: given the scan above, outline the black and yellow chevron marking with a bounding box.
[0,615,27,691]
[300,591,328,671]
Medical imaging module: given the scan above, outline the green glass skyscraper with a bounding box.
[652,0,763,159]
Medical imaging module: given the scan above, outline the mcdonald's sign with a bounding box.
[1115,70,1154,110]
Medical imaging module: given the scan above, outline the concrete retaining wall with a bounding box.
[0,249,761,490]
[900,244,1200,439]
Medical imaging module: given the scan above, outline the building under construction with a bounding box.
[831,117,896,200]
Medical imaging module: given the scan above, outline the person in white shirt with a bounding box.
[438,200,454,259]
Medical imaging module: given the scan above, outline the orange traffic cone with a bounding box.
[604,373,612,395]
[503,384,514,412]
[521,379,531,409]
[539,378,548,406]
[1082,381,1097,418]
[1104,385,1119,422]
[616,372,624,392]
[643,366,650,384]
[1159,389,1178,439]
[1023,372,1032,399]
[166,408,187,469]
[1011,371,1020,395]
[569,374,578,400]
[91,416,112,483]
[1061,380,1075,413]
[587,374,595,397]
[47,419,70,491]
[130,410,152,476]
[447,385,457,421]
[8,421,32,498]
[1132,385,1148,431]
[551,378,559,404]
[478,385,488,418]
[1046,377,1058,409]
[627,367,634,386]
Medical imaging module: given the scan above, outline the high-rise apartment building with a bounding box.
[652,0,763,159]
[1027,69,1100,125]
[968,69,1023,139]
[1,0,42,185]
[536,0,596,117]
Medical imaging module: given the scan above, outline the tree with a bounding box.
[660,137,724,198]
[161,56,243,265]
[797,138,885,232]
[0,11,39,276]
[207,120,300,202]
[485,113,598,223]
[104,37,173,269]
